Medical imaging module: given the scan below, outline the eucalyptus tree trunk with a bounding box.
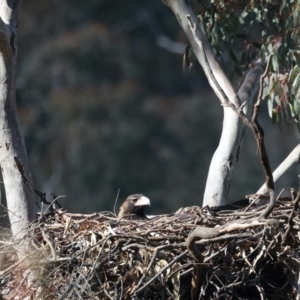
[0,1,35,249]
[164,0,261,206]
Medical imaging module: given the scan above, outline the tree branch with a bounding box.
[165,1,240,107]
[165,0,262,206]
[184,14,275,217]
[0,0,36,246]
[183,13,275,217]
[256,143,300,195]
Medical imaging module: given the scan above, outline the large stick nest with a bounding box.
[1,193,300,299]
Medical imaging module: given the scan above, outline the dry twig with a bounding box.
[0,197,299,299]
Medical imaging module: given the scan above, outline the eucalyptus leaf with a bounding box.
[292,73,300,89]
[268,96,274,118]
[272,55,279,73]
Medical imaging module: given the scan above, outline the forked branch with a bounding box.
[186,16,277,264]
[186,16,275,220]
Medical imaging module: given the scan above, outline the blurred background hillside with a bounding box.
[3,0,299,215]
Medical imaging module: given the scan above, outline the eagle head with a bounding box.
[118,194,151,220]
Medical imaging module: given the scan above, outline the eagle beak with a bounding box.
[135,196,151,207]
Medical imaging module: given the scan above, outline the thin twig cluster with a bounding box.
[1,194,300,299]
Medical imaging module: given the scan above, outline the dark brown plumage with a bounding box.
[117,194,151,220]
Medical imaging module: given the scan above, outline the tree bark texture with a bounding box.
[0,1,35,242]
[256,143,300,195]
[165,0,261,206]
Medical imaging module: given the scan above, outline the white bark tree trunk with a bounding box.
[165,0,261,206]
[203,62,261,206]
[0,1,36,247]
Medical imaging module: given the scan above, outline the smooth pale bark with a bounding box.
[165,0,261,206]
[256,143,300,195]
[0,1,36,246]
[203,62,261,206]
[165,0,240,106]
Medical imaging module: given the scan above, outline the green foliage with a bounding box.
[196,0,300,127]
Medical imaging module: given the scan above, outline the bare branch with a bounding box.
[166,0,262,206]
[256,143,300,195]
[282,186,300,244]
